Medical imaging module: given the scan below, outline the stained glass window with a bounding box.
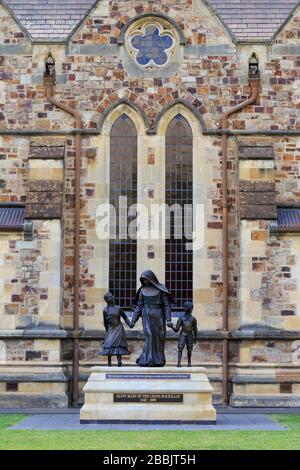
[165,115,193,308]
[109,114,137,308]
[131,24,173,66]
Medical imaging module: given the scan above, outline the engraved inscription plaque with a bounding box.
[113,393,184,403]
[106,373,190,380]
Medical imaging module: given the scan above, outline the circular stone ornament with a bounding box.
[127,19,178,69]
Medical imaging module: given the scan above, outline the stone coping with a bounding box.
[90,366,207,373]
[2,407,300,415]
[1,329,299,340]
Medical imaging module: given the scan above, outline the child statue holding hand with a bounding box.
[169,301,197,367]
[99,292,133,367]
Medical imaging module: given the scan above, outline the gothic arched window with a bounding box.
[165,114,193,307]
[109,114,137,308]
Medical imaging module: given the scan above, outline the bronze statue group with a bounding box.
[100,270,197,368]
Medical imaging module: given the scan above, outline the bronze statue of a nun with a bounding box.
[131,270,173,367]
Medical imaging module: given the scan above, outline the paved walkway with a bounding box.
[2,406,300,415]
[10,412,286,431]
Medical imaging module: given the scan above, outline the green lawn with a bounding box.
[0,414,299,450]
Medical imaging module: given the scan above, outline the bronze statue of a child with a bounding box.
[99,292,132,367]
[169,301,197,367]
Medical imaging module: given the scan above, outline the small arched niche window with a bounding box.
[44,53,55,78]
[109,114,137,308]
[165,114,193,308]
[249,53,260,79]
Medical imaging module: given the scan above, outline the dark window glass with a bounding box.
[165,114,193,308]
[109,114,137,308]
[6,382,18,392]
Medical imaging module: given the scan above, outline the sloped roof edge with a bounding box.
[271,1,300,43]
[1,0,300,44]
[209,0,300,43]
[66,0,99,43]
[201,0,237,42]
[0,0,33,42]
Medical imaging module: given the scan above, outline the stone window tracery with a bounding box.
[126,18,178,69]
[131,24,174,67]
[165,114,193,307]
[109,114,137,308]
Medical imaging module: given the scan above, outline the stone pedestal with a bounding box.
[80,366,216,424]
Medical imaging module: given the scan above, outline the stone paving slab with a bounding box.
[2,406,300,415]
[10,413,286,431]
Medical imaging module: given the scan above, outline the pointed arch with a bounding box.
[109,114,138,307]
[118,12,186,46]
[153,99,206,136]
[248,52,260,78]
[99,99,149,135]
[165,114,193,307]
